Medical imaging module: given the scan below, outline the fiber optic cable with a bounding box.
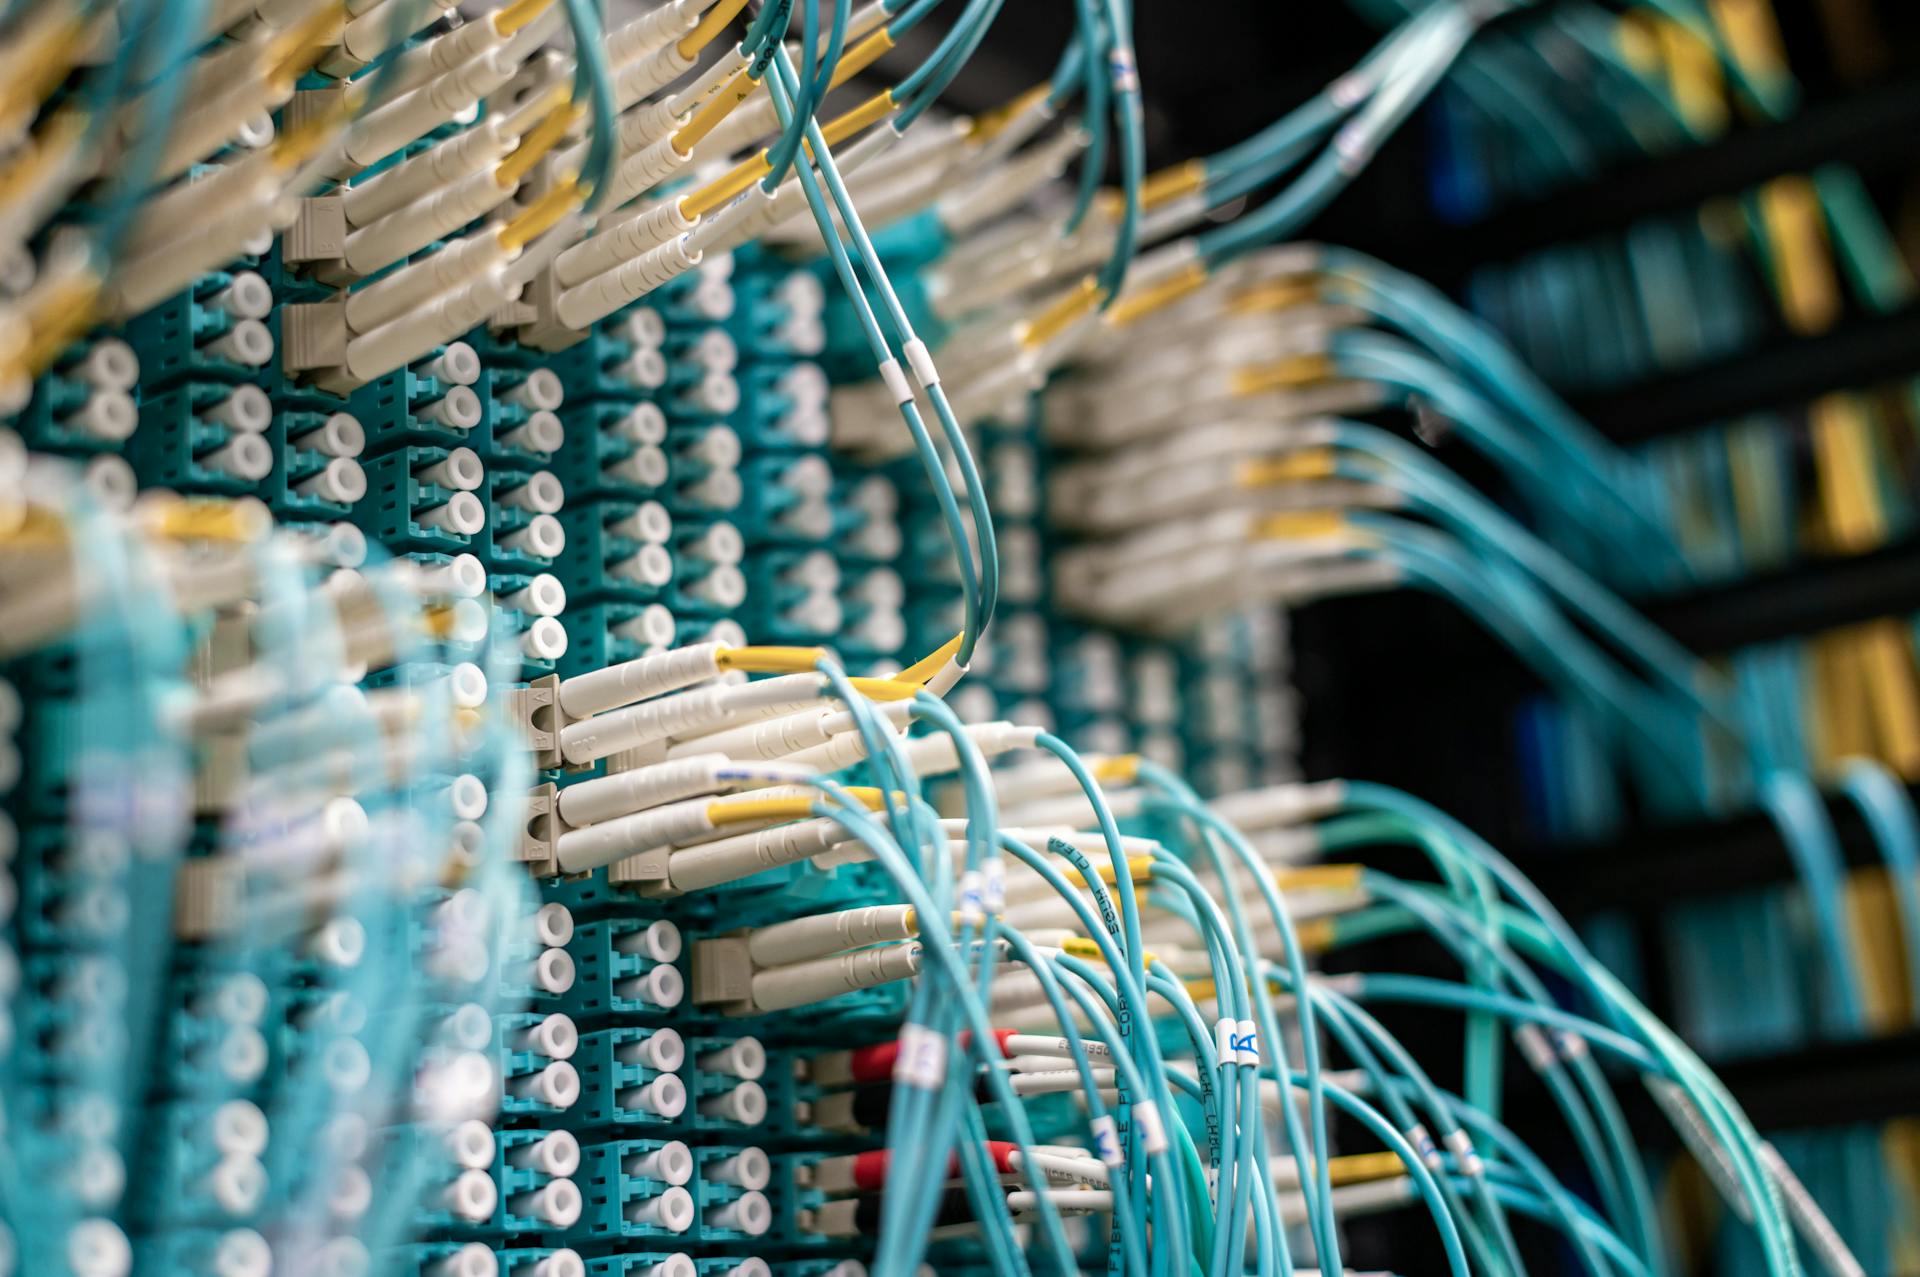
[1838,761,1920,1017]
[1336,782,1809,1274]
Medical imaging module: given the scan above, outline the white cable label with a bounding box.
[1089,1114,1124,1167]
[1214,1019,1239,1068]
[982,859,1006,913]
[1445,1127,1484,1177]
[1328,70,1374,109]
[1554,1030,1589,1061]
[1235,1019,1261,1066]
[892,1023,947,1092]
[957,870,987,927]
[876,357,913,405]
[903,338,939,388]
[1108,45,1140,94]
[1514,1024,1556,1072]
[1132,1101,1169,1155]
[1405,1124,1441,1171]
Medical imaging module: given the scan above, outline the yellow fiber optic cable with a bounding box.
[499,177,582,250]
[678,88,898,219]
[496,95,584,188]
[897,633,965,686]
[677,0,753,60]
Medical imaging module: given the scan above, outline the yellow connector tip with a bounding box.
[1273,863,1365,894]
[715,645,830,674]
[1017,276,1106,351]
[968,81,1052,142]
[1226,278,1321,315]
[1252,511,1347,542]
[1236,449,1338,488]
[1327,1151,1409,1187]
[1106,260,1209,328]
[1230,353,1335,398]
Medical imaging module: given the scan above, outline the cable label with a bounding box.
[1554,1030,1589,1061]
[892,1022,947,1091]
[876,357,913,405]
[1444,1127,1484,1177]
[1235,1019,1260,1066]
[957,870,987,928]
[1513,1023,1556,1072]
[982,858,1006,913]
[1131,1100,1169,1155]
[1214,1018,1238,1068]
[1090,1114,1124,1167]
[903,338,939,388]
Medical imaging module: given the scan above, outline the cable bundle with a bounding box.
[0,2,1897,1276]
[0,449,536,1277]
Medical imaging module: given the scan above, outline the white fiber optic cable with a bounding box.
[338,167,514,278]
[341,117,516,228]
[557,672,822,764]
[557,754,814,827]
[554,237,702,332]
[748,942,920,1013]
[317,266,517,391]
[320,0,462,77]
[334,47,520,177]
[663,699,912,764]
[656,815,846,894]
[555,641,726,717]
[746,904,916,967]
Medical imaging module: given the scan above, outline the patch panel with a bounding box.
[2,2,1900,1276]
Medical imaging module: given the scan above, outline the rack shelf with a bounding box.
[1503,783,1920,914]
[1391,80,1920,287]
[1571,307,1920,444]
[1639,537,1920,652]
[1498,1029,1920,1138]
